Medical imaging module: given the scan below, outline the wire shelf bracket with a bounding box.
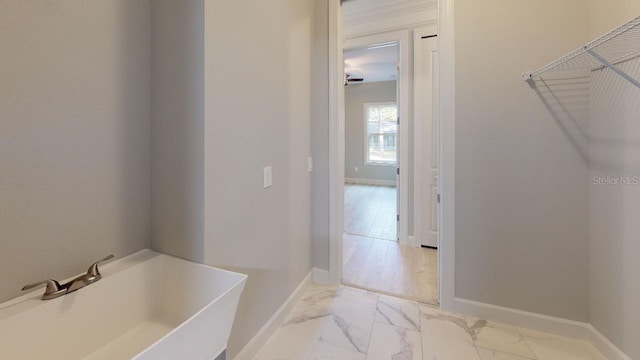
[523,15,640,89]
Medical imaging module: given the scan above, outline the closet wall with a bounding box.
[589,0,640,38]
[587,3,640,359]
[455,0,590,322]
[457,0,639,356]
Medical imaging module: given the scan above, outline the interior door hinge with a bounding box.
[396,168,400,175]
[397,214,400,222]
[397,117,400,125]
[437,194,441,203]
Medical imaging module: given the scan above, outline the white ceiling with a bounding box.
[344,43,398,84]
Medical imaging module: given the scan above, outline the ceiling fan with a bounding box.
[344,73,364,86]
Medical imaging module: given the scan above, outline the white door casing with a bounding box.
[437,0,455,311]
[396,76,401,242]
[328,0,345,285]
[414,28,439,248]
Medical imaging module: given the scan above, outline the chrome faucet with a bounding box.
[22,255,114,300]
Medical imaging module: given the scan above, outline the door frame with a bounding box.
[413,25,438,250]
[328,0,456,311]
[344,30,410,246]
[436,0,455,312]
[328,0,345,285]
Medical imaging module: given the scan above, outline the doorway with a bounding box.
[343,42,399,242]
[327,0,453,310]
[340,32,439,305]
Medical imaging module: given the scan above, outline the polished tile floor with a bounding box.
[255,283,605,360]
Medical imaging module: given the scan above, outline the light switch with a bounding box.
[307,157,313,173]
[263,166,272,189]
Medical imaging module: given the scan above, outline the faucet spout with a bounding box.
[21,254,115,300]
[87,254,115,278]
[66,254,115,293]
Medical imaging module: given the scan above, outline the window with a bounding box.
[364,102,397,165]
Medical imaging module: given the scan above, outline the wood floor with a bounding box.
[342,233,438,305]
[343,183,438,304]
[344,183,397,241]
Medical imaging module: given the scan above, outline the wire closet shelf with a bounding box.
[523,15,640,89]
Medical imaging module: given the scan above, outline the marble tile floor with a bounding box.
[255,283,606,360]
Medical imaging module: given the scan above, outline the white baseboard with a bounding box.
[345,177,396,186]
[232,270,313,360]
[453,297,589,339]
[588,325,632,360]
[452,297,631,360]
[313,267,330,284]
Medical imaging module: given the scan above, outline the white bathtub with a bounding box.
[0,250,247,360]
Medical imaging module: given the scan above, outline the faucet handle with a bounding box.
[22,279,63,294]
[86,254,115,278]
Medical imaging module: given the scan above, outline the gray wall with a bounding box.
[345,81,397,182]
[151,0,205,262]
[1,2,318,358]
[202,1,314,356]
[455,0,590,321]
[0,1,151,303]
[587,3,640,358]
[588,0,640,38]
[156,1,325,356]
[312,0,331,270]
[589,57,640,360]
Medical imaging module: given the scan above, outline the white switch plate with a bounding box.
[307,157,313,173]
[263,166,272,188]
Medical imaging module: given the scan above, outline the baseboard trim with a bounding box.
[407,235,416,247]
[232,270,313,360]
[453,297,589,339]
[345,177,396,186]
[588,324,631,360]
[452,297,631,360]
[312,267,330,284]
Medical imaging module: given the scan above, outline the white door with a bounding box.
[395,71,400,242]
[415,31,439,248]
